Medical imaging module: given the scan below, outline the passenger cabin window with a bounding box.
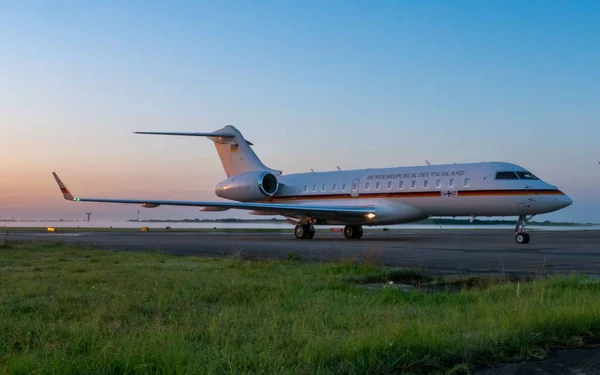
[411,180,416,189]
[321,184,326,192]
[365,182,370,190]
[375,182,381,190]
[332,183,337,191]
[342,183,347,191]
[495,172,519,180]
[387,181,392,190]
[312,185,316,192]
[423,180,429,188]
[399,181,404,189]
[436,179,442,188]
[464,178,470,187]
[352,181,357,190]
[449,179,455,188]
[303,185,308,192]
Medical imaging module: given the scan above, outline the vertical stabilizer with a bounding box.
[209,125,280,177]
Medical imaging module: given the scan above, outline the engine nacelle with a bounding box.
[215,170,279,202]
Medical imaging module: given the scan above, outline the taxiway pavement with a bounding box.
[8,228,600,275]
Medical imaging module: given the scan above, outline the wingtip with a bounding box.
[52,172,75,201]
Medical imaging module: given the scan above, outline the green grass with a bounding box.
[1,243,600,374]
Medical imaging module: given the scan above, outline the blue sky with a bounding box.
[0,0,598,222]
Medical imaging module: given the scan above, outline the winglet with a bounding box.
[52,172,75,201]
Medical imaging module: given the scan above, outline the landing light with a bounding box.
[366,213,376,219]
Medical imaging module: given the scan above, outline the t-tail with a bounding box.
[134,125,281,177]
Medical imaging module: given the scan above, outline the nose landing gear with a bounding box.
[515,215,532,244]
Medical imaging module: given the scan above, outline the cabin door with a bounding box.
[351,179,360,197]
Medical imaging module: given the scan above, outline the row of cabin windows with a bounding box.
[303,178,470,193]
[303,183,350,193]
[364,178,470,190]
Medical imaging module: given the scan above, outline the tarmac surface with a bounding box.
[9,228,600,276]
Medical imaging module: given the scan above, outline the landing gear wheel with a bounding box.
[515,232,530,244]
[514,215,531,244]
[294,224,315,239]
[294,224,306,239]
[343,225,363,239]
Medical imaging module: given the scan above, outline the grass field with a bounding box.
[1,241,600,374]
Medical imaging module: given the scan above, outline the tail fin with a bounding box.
[134,125,280,177]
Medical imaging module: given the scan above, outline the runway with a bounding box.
[9,228,600,275]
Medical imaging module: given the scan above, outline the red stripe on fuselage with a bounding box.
[264,189,564,202]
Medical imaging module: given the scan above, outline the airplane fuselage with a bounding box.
[230,161,572,226]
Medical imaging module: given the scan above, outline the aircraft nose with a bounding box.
[553,193,573,210]
[562,194,573,208]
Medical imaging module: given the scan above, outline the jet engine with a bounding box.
[215,170,279,202]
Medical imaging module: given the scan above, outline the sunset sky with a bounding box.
[1,1,599,223]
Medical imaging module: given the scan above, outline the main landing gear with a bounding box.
[293,223,364,240]
[343,225,363,240]
[515,215,532,244]
[294,223,315,239]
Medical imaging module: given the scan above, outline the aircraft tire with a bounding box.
[515,232,530,244]
[294,224,306,239]
[295,224,315,239]
[344,225,363,239]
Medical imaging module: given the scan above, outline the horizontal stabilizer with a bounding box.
[134,131,234,137]
[133,131,253,145]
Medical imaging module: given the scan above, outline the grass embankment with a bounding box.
[1,242,600,374]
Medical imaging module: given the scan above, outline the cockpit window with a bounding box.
[516,171,539,180]
[495,172,519,180]
[495,171,540,180]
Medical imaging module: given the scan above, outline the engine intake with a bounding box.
[215,171,280,201]
[258,172,278,196]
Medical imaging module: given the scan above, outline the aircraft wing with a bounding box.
[52,173,376,220]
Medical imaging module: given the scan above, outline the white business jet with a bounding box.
[52,125,572,244]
